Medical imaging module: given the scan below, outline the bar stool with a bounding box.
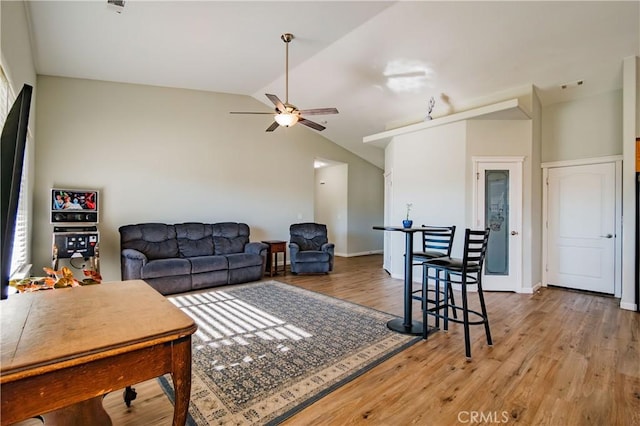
[421,228,492,359]
[410,226,457,322]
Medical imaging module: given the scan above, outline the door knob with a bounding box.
[601,234,613,238]
[510,231,519,236]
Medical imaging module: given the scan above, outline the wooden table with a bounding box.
[0,280,197,426]
[262,240,287,277]
[373,225,437,336]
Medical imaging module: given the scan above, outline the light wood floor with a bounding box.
[16,255,640,425]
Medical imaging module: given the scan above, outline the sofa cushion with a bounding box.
[120,223,179,260]
[293,250,331,263]
[213,236,245,255]
[226,253,263,269]
[175,223,214,257]
[189,255,228,274]
[142,258,191,279]
[212,222,250,255]
[290,223,328,251]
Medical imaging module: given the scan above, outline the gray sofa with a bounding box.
[119,222,267,295]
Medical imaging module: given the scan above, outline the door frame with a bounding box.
[472,156,524,293]
[541,155,623,297]
[383,169,393,273]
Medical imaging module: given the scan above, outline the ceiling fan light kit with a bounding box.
[230,33,338,132]
[274,112,299,127]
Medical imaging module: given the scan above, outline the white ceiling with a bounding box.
[24,1,639,168]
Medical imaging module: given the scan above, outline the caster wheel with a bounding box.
[123,386,137,407]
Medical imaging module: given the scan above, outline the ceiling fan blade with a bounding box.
[229,111,274,115]
[298,107,339,116]
[265,94,286,113]
[266,121,280,132]
[298,118,326,131]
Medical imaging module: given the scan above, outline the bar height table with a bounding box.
[373,225,437,336]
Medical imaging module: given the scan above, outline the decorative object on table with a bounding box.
[9,266,101,292]
[403,203,413,228]
[425,96,435,121]
[159,280,420,425]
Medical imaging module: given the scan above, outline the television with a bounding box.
[50,188,99,224]
[51,189,99,212]
[1,84,32,300]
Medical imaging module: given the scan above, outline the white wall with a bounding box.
[386,121,467,279]
[315,164,348,255]
[466,119,538,291]
[33,76,384,282]
[620,56,638,310]
[384,108,540,292]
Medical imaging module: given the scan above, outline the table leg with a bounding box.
[387,230,424,336]
[171,335,192,426]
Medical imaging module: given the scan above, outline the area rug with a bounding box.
[158,280,420,425]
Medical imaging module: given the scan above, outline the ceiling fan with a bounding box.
[230,33,338,132]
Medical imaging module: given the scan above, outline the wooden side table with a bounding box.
[262,240,287,277]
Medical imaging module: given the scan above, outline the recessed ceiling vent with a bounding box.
[107,0,125,13]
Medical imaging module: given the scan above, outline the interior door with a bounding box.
[475,159,523,292]
[546,163,616,294]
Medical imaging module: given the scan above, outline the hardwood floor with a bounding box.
[17,255,639,425]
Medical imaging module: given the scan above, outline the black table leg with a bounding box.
[386,230,424,335]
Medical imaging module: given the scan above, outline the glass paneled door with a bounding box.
[485,170,510,276]
[474,158,523,292]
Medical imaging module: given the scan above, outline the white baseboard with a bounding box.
[619,301,638,311]
[335,250,383,258]
[519,281,542,294]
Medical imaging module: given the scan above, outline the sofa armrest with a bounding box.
[245,241,268,257]
[289,242,300,260]
[322,243,335,271]
[321,242,335,255]
[121,248,147,280]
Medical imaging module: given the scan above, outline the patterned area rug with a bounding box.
[159,280,420,425]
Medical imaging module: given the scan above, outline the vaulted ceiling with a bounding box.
[24,1,639,168]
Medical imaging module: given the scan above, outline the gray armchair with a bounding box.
[289,223,335,274]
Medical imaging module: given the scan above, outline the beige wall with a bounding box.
[1,0,37,273]
[541,90,623,163]
[33,76,383,281]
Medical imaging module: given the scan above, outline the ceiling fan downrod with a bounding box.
[281,33,293,105]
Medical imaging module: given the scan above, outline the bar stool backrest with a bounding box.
[462,228,491,273]
[419,225,456,257]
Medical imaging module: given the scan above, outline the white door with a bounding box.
[474,159,523,292]
[546,163,616,294]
